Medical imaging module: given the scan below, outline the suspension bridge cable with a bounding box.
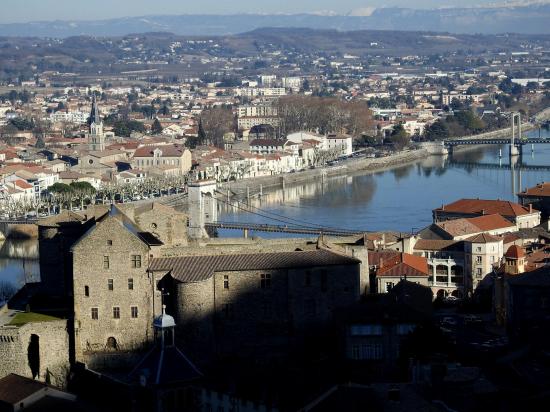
[214,193,361,233]
[214,189,360,232]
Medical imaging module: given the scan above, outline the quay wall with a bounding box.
[220,149,428,194]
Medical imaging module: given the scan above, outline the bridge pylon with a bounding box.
[510,112,522,157]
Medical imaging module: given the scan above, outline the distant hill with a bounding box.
[1,5,550,37]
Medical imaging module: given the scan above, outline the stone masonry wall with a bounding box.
[72,216,154,363]
[0,320,70,388]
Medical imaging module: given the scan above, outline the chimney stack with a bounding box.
[529,204,533,213]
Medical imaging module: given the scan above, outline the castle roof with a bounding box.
[149,249,360,283]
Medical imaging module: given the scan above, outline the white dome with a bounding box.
[154,313,176,329]
[154,305,175,328]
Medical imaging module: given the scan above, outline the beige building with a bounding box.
[132,144,192,176]
[465,233,504,291]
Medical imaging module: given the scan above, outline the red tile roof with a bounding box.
[505,245,525,259]
[466,233,502,243]
[518,182,550,197]
[370,251,429,277]
[133,144,186,158]
[467,214,516,231]
[435,198,535,217]
[436,214,515,237]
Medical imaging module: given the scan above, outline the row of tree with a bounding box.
[276,96,372,137]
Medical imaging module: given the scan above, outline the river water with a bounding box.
[2,127,550,293]
[218,127,550,237]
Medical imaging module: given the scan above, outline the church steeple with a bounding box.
[88,93,105,151]
[88,94,101,131]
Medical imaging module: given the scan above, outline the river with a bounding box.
[2,127,550,293]
[218,127,550,237]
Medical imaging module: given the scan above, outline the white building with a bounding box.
[49,111,88,124]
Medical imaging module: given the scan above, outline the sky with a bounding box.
[0,0,510,24]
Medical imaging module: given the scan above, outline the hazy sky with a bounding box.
[0,0,504,23]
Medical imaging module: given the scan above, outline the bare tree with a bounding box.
[200,107,235,147]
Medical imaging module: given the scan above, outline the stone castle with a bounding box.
[0,181,369,387]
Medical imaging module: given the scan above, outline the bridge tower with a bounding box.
[510,112,522,157]
[188,180,217,239]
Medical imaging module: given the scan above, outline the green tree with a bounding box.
[151,118,163,135]
[390,124,410,150]
[35,134,46,149]
[424,120,449,141]
[197,117,206,145]
[47,183,72,194]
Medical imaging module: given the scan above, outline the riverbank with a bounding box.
[220,148,429,195]
[221,119,539,196]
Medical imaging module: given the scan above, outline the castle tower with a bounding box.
[88,94,105,151]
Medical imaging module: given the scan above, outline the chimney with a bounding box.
[529,204,533,213]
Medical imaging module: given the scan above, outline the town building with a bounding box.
[433,198,541,229]
[132,144,192,176]
[517,181,550,219]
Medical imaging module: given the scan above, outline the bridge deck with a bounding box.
[206,222,364,236]
[445,138,550,146]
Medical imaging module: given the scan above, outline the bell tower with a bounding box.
[88,94,105,151]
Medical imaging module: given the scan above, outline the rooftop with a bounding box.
[519,182,550,197]
[150,249,360,283]
[435,198,535,217]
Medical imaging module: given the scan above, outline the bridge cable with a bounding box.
[214,189,360,232]
[213,193,360,233]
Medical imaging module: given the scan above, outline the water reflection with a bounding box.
[0,239,40,293]
[220,127,550,235]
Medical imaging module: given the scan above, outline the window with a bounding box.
[476,247,481,252]
[385,282,394,292]
[131,306,138,318]
[128,278,134,290]
[84,285,89,297]
[103,256,110,269]
[222,303,234,319]
[476,268,483,278]
[476,256,482,264]
[223,275,229,289]
[260,274,271,289]
[113,307,120,319]
[91,308,98,320]
[107,240,112,246]
[108,279,114,291]
[131,255,142,268]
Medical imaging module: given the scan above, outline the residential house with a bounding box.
[433,198,541,229]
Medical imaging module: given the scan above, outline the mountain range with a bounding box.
[1,4,550,37]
